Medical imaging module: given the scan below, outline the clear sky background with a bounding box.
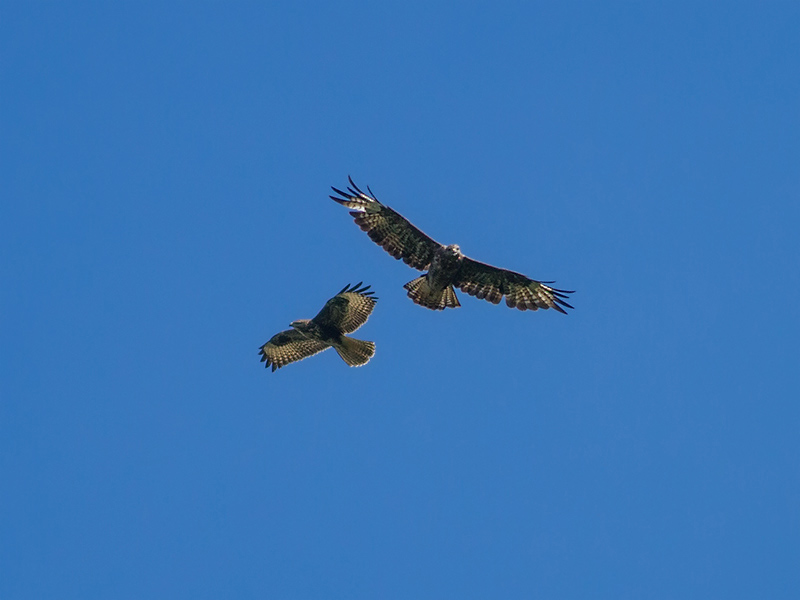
[2,2,798,598]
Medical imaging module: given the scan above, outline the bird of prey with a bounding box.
[259,283,378,371]
[331,178,574,313]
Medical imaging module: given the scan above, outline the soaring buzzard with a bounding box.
[259,282,378,371]
[331,178,574,312]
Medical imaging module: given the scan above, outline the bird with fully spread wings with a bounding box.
[259,283,378,371]
[331,178,574,313]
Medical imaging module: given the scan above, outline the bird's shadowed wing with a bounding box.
[455,257,574,313]
[331,177,442,271]
[313,282,378,334]
[258,329,330,371]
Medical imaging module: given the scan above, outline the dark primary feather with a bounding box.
[330,177,442,271]
[455,257,574,313]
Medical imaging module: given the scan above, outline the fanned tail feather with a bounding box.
[334,336,376,367]
[403,276,461,310]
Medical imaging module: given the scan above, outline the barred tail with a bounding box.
[403,276,461,310]
[334,335,376,367]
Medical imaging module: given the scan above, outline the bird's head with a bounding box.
[290,319,312,334]
[445,244,462,257]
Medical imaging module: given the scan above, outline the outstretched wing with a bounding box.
[258,329,329,371]
[313,282,378,334]
[331,177,442,271]
[455,257,574,314]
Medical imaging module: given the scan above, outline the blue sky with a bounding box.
[2,2,798,598]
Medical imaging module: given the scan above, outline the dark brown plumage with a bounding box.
[331,178,574,312]
[259,283,378,371]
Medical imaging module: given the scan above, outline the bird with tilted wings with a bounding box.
[331,178,574,313]
[259,283,378,371]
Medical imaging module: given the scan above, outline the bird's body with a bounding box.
[331,178,574,313]
[259,283,378,371]
[289,318,340,346]
[404,244,464,309]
